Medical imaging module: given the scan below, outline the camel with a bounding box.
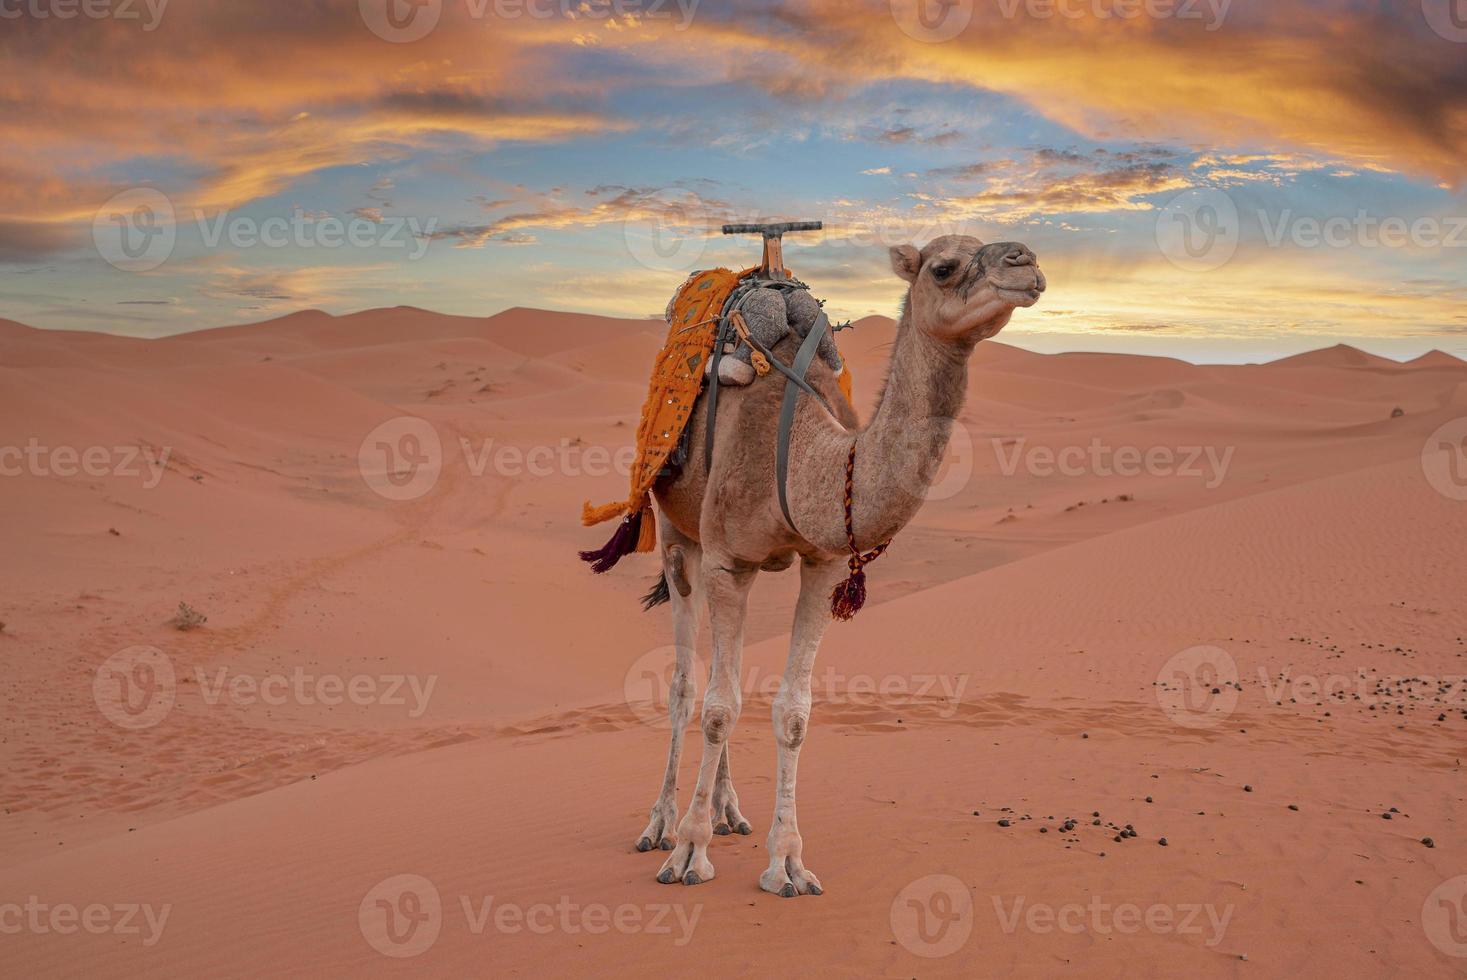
[634,234,1046,896]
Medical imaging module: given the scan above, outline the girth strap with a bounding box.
[701,292,838,536]
[776,311,833,533]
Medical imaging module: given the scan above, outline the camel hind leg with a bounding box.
[657,554,756,884]
[634,517,701,852]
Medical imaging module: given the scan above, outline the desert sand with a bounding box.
[2,306,1465,977]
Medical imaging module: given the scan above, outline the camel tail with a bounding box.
[641,573,671,611]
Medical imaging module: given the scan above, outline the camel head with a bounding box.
[889,234,1045,344]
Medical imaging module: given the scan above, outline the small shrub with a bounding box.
[170,602,207,631]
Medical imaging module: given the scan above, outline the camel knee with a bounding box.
[773,704,809,750]
[702,703,738,746]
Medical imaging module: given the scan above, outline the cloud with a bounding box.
[2,1,632,233]
[874,126,962,146]
[428,185,736,249]
[921,148,1192,219]
[685,1,1467,183]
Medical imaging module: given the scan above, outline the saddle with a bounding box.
[578,261,853,573]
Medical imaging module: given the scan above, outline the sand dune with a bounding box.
[3,306,1465,977]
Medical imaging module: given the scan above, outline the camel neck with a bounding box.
[848,309,972,546]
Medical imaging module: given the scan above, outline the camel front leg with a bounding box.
[760,556,842,898]
[657,557,755,885]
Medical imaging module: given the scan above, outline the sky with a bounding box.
[3,0,1466,362]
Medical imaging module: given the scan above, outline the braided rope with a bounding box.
[830,441,890,620]
[841,441,889,571]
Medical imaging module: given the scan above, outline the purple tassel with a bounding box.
[829,564,868,621]
[579,510,643,574]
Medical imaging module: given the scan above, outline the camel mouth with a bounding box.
[992,268,1046,307]
[998,287,1043,308]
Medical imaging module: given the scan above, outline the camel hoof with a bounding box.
[657,868,679,885]
[636,837,653,852]
[735,821,753,835]
[683,870,704,886]
[714,823,732,836]
[779,883,797,898]
[807,883,823,896]
[658,838,674,850]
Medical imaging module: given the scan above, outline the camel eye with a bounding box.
[930,262,956,282]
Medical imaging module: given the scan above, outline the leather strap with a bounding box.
[703,318,727,473]
[776,311,832,533]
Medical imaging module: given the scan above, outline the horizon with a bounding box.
[7,301,1463,368]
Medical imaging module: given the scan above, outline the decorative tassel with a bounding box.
[829,559,868,621]
[578,508,644,573]
[635,506,657,552]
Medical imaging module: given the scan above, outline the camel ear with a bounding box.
[889,244,921,283]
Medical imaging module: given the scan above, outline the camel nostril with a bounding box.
[1003,247,1032,267]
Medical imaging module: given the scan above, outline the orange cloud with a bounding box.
[677,1,1467,184]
